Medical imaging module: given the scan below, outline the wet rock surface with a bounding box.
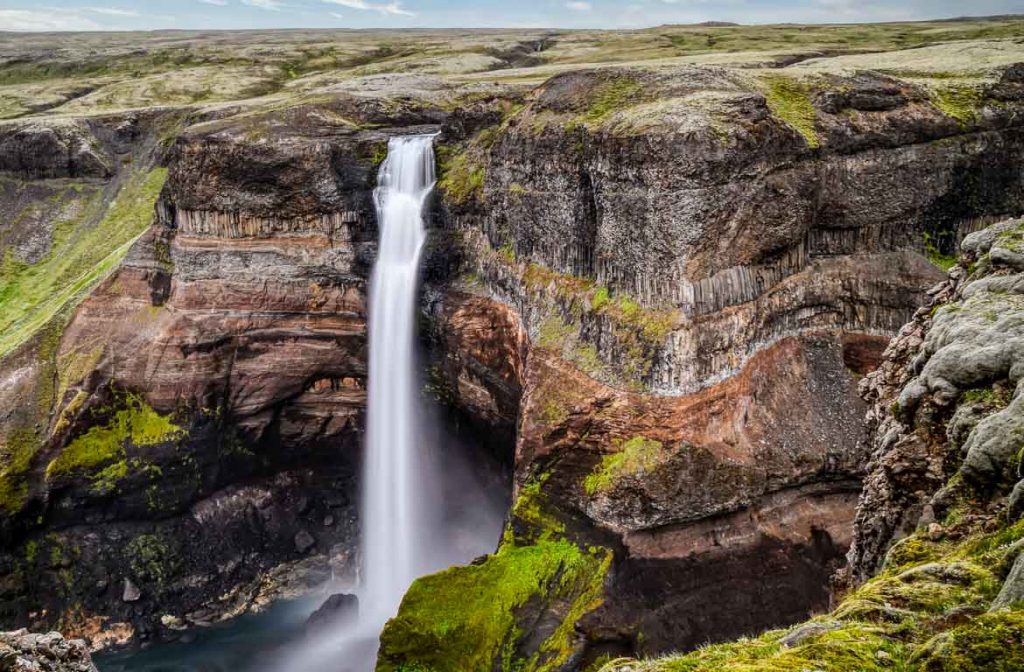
[305,593,358,634]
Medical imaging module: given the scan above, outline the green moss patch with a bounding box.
[0,428,38,515]
[0,318,69,515]
[46,392,183,487]
[931,82,986,126]
[612,620,906,672]
[994,221,1024,255]
[584,436,665,495]
[512,255,677,388]
[438,147,486,205]
[912,609,1024,672]
[924,232,959,272]
[0,167,167,360]
[757,74,820,149]
[512,476,566,541]
[379,537,610,672]
[578,76,644,126]
[125,533,180,588]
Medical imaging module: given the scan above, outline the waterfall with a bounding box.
[363,133,438,619]
[105,135,503,672]
[265,134,442,672]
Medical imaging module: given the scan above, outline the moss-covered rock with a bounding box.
[379,474,612,672]
[378,537,610,672]
[0,166,167,359]
[912,609,1024,671]
[46,391,184,489]
[583,437,664,495]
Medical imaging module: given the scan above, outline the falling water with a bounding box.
[362,133,439,620]
[94,137,505,672]
[261,134,445,672]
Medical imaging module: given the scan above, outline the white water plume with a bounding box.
[263,133,505,672]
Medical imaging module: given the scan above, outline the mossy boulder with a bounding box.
[377,537,611,672]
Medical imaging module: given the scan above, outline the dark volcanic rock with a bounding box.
[305,593,358,634]
[380,63,1024,669]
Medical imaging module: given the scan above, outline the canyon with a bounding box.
[0,16,1023,672]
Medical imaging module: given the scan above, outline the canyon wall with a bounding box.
[602,214,1024,672]
[380,63,1024,669]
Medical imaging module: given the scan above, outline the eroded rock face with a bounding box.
[850,217,1024,582]
[2,56,1024,667]
[511,337,867,655]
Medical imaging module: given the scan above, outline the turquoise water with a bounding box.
[94,598,318,672]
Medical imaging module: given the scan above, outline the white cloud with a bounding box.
[566,1,592,9]
[322,0,415,17]
[0,9,102,31]
[330,11,345,19]
[85,6,141,16]
[199,0,229,5]
[241,0,285,9]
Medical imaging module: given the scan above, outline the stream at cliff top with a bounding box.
[96,134,504,672]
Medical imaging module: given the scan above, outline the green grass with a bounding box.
[925,232,959,272]
[758,74,820,149]
[0,167,168,360]
[583,436,664,495]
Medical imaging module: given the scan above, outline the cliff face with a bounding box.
[851,217,1024,580]
[0,95,450,643]
[379,62,1024,669]
[599,218,1024,672]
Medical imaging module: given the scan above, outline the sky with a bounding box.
[1,0,1023,32]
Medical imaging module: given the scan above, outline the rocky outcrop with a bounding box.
[439,65,1024,392]
[0,630,96,672]
[2,45,1024,670]
[850,217,1024,580]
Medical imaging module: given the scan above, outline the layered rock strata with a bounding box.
[601,217,1024,672]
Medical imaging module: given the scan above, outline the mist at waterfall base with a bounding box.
[95,135,505,672]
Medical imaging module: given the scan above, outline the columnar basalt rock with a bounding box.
[1,45,1024,669]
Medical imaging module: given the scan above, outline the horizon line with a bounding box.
[0,12,1022,35]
